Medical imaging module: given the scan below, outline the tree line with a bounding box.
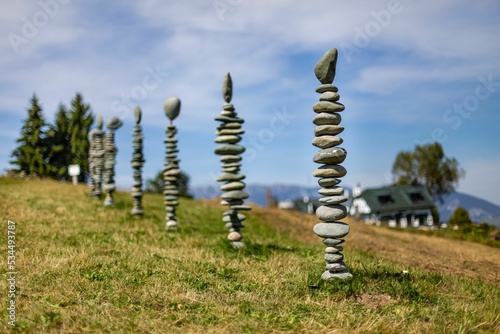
[10,93,94,183]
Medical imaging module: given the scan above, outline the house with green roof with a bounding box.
[349,184,435,228]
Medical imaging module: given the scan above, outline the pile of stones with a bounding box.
[214,73,250,248]
[103,116,123,207]
[163,97,182,231]
[311,48,352,280]
[131,106,145,216]
[88,116,105,198]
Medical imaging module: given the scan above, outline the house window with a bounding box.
[378,195,394,205]
[409,192,424,203]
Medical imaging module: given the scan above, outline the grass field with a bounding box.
[0,177,499,333]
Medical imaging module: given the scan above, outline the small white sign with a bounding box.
[68,164,80,176]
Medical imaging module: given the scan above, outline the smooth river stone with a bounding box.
[313,147,346,164]
[220,155,242,163]
[214,144,245,155]
[323,238,344,246]
[313,165,347,178]
[322,271,352,280]
[215,135,241,144]
[319,91,340,102]
[222,162,241,168]
[219,122,242,129]
[314,48,338,84]
[318,178,341,187]
[313,112,341,126]
[221,190,249,200]
[312,136,343,149]
[314,125,344,136]
[217,129,245,136]
[324,253,343,262]
[314,222,350,238]
[215,116,244,123]
[228,231,243,242]
[326,262,347,272]
[316,205,347,221]
[220,181,246,191]
[222,213,247,222]
[223,72,232,103]
[229,204,251,211]
[319,195,348,204]
[325,247,340,253]
[217,173,245,182]
[318,186,344,196]
[164,97,181,121]
[313,101,345,113]
[316,84,338,93]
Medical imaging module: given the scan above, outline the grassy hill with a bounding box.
[0,177,499,333]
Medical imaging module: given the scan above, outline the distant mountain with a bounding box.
[192,183,500,228]
[438,192,500,228]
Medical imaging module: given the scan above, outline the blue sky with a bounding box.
[1,0,499,206]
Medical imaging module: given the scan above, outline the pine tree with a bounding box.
[68,93,94,183]
[45,103,71,180]
[10,94,50,177]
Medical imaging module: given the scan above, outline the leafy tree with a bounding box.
[68,93,94,183]
[45,104,72,180]
[145,170,193,198]
[10,94,49,177]
[392,142,465,203]
[448,207,472,226]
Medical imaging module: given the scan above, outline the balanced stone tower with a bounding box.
[88,116,105,198]
[163,97,181,231]
[214,73,250,248]
[131,106,146,216]
[311,48,352,280]
[103,116,123,207]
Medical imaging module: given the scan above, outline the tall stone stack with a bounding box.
[214,73,250,248]
[163,97,181,231]
[311,48,352,280]
[88,116,105,198]
[131,106,145,216]
[103,116,123,207]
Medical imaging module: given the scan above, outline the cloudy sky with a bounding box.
[1,0,499,206]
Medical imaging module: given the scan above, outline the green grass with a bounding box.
[0,177,498,333]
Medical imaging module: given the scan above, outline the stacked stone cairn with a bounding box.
[163,97,182,231]
[88,116,105,198]
[311,48,352,280]
[103,116,123,207]
[214,73,250,248]
[131,106,145,216]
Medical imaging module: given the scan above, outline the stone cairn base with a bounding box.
[88,116,105,198]
[214,73,250,248]
[311,48,352,280]
[131,106,145,216]
[163,97,181,231]
[103,117,123,207]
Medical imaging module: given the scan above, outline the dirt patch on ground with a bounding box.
[249,205,500,286]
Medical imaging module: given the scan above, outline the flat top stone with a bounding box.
[314,48,338,84]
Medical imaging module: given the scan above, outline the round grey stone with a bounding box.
[221,190,249,200]
[214,144,245,155]
[313,147,347,164]
[319,91,340,102]
[316,205,347,221]
[217,173,246,182]
[326,262,347,272]
[321,270,352,280]
[313,222,350,238]
[318,178,341,187]
[314,125,344,136]
[222,213,246,222]
[215,135,241,144]
[164,96,181,121]
[312,135,343,148]
[313,101,345,113]
[217,129,245,136]
[315,84,338,93]
[324,253,343,262]
[220,155,242,163]
[230,204,251,211]
[323,238,344,246]
[215,116,244,123]
[314,48,338,84]
[221,181,246,191]
[313,165,347,178]
[319,195,348,204]
[318,186,344,196]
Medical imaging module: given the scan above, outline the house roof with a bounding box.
[357,185,435,214]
